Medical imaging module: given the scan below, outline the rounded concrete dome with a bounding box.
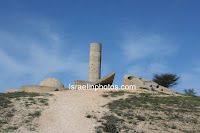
[39,78,64,88]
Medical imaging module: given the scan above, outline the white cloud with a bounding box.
[122,33,177,61]
[149,63,169,74]
[0,49,27,73]
[0,22,89,92]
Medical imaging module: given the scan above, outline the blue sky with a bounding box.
[0,0,200,95]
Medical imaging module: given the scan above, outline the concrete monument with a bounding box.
[74,43,115,87]
[123,74,176,94]
[89,43,101,82]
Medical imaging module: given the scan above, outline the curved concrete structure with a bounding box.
[74,71,115,87]
[123,74,176,94]
[39,78,64,88]
[89,43,101,82]
[92,71,115,86]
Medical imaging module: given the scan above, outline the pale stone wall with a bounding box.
[123,74,176,94]
[19,85,67,93]
[89,43,101,82]
[74,80,92,86]
[5,89,20,93]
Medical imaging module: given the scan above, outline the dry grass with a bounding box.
[95,91,200,133]
[0,92,52,133]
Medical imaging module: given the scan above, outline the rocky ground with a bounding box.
[0,89,200,133]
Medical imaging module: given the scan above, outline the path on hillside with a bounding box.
[37,90,109,133]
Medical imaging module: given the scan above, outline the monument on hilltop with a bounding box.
[5,42,176,95]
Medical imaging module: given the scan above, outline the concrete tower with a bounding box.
[89,43,102,82]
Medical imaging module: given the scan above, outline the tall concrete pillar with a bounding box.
[89,43,101,82]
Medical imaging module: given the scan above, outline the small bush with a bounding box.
[184,89,196,96]
[7,126,18,131]
[171,125,177,129]
[103,123,118,133]
[102,94,109,98]
[29,111,41,118]
[86,115,92,118]
[136,115,146,121]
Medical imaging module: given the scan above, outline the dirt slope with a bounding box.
[37,90,109,133]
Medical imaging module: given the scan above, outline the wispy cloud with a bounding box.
[0,21,88,92]
[122,33,177,61]
[122,32,175,78]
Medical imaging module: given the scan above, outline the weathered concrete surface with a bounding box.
[89,43,101,82]
[19,85,68,93]
[74,71,115,87]
[123,74,176,94]
[74,80,92,86]
[39,78,64,88]
[91,71,115,86]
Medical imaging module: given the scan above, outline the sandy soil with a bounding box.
[37,90,110,133]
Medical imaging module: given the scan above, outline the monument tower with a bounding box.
[89,43,102,82]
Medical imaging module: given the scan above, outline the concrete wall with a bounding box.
[5,89,20,93]
[74,80,92,86]
[19,85,67,93]
[123,75,143,87]
[89,43,101,82]
[123,74,176,95]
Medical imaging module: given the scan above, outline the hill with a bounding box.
[0,89,200,133]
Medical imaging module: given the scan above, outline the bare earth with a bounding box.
[37,90,109,133]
